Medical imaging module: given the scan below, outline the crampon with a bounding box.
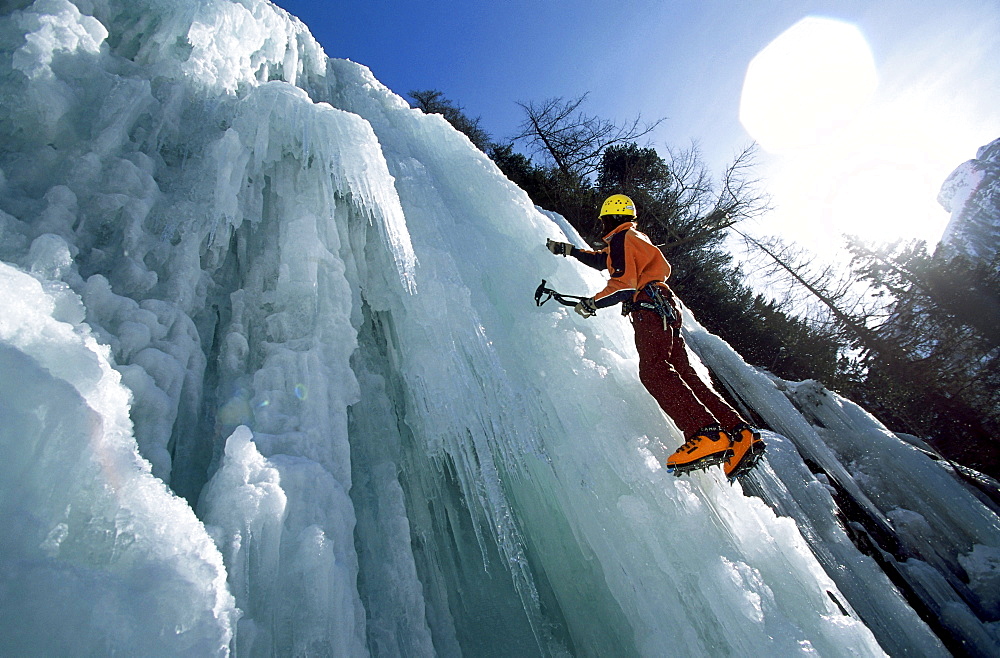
[725,441,766,481]
[723,425,766,481]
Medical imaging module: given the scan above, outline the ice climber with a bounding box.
[545,194,765,479]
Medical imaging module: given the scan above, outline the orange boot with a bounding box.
[723,424,766,480]
[666,426,733,475]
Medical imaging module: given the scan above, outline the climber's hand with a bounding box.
[546,239,573,256]
[574,298,597,319]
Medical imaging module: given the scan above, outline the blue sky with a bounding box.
[271,0,1000,252]
[270,0,814,165]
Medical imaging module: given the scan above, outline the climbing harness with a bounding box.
[622,282,677,330]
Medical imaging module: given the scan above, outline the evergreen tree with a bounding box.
[845,239,1000,477]
[742,230,1000,478]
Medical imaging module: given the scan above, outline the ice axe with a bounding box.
[534,280,588,308]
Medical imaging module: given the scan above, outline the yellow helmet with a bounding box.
[599,194,637,218]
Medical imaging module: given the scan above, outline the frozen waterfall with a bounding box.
[1,0,997,655]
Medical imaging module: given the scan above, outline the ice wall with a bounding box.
[0,262,236,654]
[2,0,412,653]
[1,0,995,655]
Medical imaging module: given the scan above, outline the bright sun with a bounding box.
[739,16,956,249]
[740,17,877,154]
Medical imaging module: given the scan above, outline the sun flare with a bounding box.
[741,16,972,250]
[740,17,877,154]
[823,154,947,245]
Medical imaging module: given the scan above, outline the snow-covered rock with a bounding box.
[937,137,1000,263]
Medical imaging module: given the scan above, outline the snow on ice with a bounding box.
[0,0,997,655]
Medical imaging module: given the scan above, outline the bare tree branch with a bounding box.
[734,230,890,354]
[514,94,664,182]
[649,143,770,252]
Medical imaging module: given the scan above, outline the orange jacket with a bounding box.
[571,221,672,307]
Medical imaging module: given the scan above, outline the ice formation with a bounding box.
[1,0,997,655]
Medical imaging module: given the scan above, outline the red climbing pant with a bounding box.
[631,309,744,436]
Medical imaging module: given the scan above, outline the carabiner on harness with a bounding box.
[622,283,677,330]
[644,283,677,330]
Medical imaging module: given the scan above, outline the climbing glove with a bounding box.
[574,297,597,319]
[546,239,573,256]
